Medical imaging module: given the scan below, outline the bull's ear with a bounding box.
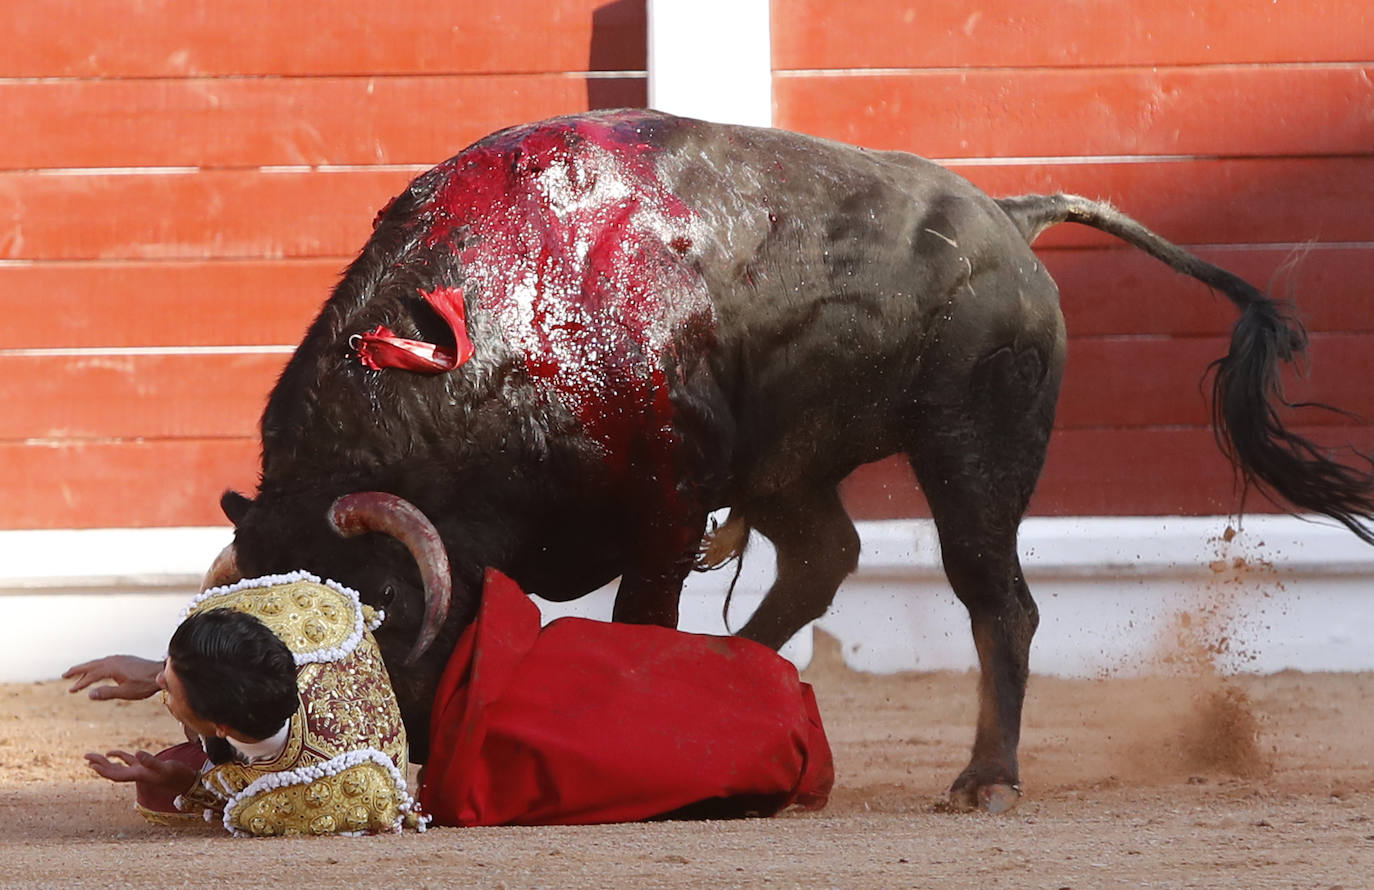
[220,490,253,526]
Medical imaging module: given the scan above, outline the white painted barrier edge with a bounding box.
[4,515,1371,683]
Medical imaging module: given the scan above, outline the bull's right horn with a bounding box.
[201,544,243,591]
[327,492,452,665]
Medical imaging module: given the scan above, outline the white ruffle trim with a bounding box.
[180,570,384,665]
[167,794,223,824]
[220,747,430,837]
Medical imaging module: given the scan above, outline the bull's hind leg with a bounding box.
[909,341,1061,814]
[735,487,860,651]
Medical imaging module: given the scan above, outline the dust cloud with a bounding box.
[1070,527,1281,783]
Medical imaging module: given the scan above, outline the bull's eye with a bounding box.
[381,584,396,606]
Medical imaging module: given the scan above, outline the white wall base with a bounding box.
[4,515,1370,683]
[542,514,1374,677]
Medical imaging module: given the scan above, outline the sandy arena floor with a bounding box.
[3,628,1372,889]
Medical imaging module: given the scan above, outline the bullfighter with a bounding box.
[67,569,832,834]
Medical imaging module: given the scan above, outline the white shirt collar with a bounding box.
[226,719,291,763]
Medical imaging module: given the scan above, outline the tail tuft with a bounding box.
[1211,301,1374,544]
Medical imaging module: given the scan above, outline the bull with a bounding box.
[209,109,1374,813]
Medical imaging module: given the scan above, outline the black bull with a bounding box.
[210,109,1374,812]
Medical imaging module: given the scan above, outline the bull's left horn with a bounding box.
[327,492,452,665]
[201,544,243,591]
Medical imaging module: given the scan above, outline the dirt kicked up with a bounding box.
[3,630,1372,889]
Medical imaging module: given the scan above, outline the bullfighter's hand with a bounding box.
[84,749,198,796]
[63,655,162,701]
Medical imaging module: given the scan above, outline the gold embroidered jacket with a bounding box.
[143,572,424,836]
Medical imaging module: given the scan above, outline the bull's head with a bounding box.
[205,490,453,666]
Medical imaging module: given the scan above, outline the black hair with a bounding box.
[167,608,299,746]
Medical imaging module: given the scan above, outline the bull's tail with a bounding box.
[997,192,1374,544]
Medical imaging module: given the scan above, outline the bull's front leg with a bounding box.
[607,454,711,627]
[608,370,726,628]
[610,508,705,627]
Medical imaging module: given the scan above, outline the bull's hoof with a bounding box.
[947,781,1021,814]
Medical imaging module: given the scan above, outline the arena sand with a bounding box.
[3,610,1371,890]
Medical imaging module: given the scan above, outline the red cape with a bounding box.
[417,569,833,826]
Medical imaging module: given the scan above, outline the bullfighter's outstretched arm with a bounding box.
[84,748,199,796]
[64,655,162,701]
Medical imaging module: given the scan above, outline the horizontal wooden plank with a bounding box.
[1046,246,1374,337]
[1039,425,1374,516]
[3,0,646,77]
[6,332,1369,442]
[0,168,415,261]
[953,158,1374,249]
[8,426,1370,528]
[1,75,647,171]
[774,66,1374,159]
[1055,334,1374,430]
[772,0,1374,69]
[3,245,1368,352]
[0,439,257,529]
[10,428,1371,529]
[0,260,341,349]
[0,353,284,440]
[842,424,1374,520]
[8,424,1374,530]
[4,158,1371,262]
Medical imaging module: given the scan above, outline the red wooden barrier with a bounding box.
[774,0,1374,522]
[4,158,1369,262]
[0,1,647,530]
[2,440,262,529]
[777,67,1374,159]
[4,0,1371,529]
[772,0,1374,69]
[3,0,646,77]
[7,332,1368,443]
[1,76,648,170]
[0,260,342,350]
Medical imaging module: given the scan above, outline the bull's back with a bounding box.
[644,114,1062,491]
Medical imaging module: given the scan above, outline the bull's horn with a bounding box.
[201,544,243,591]
[327,492,451,665]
